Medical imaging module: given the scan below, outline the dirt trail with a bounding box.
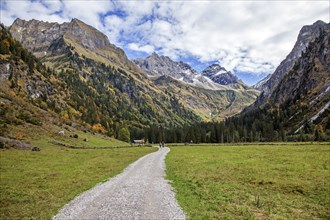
[53,147,185,219]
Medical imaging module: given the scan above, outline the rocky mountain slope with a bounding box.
[246,20,330,136]
[201,64,238,85]
[256,20,329,98]
[153,75,258,120]
[133,52,198,81]
[10,18,138,72]
[252,74,271,90]
[134,53,259,119]
[5,19,201,140]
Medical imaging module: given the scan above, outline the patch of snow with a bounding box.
[215,69,227,76]
[310,101,330,123]
[309,85,330,105]
[295,101,330,134]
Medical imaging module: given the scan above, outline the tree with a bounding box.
[0,40,9,54]
[118,126,130,143]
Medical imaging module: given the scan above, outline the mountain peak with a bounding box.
[311,20,327,27]
[133,53,198,82]
[257,20,329,97]
[202,63,239,85]
[150,52,159,58]
[9,18,137,71]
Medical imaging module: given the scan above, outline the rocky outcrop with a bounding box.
[9,18,137,71]
[0,136,36,150]
[201,64,239,85]
[133,52,198,83]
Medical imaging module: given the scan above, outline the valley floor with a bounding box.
[166,143,330,219]
[1,142,329,219]
[0,144,156,219]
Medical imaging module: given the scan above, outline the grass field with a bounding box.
[0,143,156,219]
[166,143,330,219]
[31,129,130,148]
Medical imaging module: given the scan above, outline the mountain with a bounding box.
[9,18,138,72]
[252,74,271,90]
[245,20,330,137]
[266,22,330,134]
[134,53,259,120]
[161,20,330,143]
[256,20,329,99]
[153,75,258,120]
[133,52,198,82]
[6,19,201,140]
[201,64,238,85]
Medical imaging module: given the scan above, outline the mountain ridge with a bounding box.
[256,20,329,98]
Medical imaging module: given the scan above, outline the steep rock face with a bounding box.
[257,20,329,98]
[133,52,198,83]
[201,64,239,85]
[247,20,330,134]
[133,52,254,91]
[269,25,330,133]
[9,18,137,71]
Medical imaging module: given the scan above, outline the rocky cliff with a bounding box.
[256,20,329,99]
[10,18,138,71]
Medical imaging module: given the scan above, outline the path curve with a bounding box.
[53,147,185,219]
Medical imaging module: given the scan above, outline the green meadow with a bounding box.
[0,142,156,219]
[166,143,330,219]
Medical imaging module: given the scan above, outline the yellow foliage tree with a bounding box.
[91,123,106,133]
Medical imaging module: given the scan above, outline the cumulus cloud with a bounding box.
[1,0,329,83]
[127,43,154,54]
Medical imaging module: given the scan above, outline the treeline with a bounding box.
[137,105,330,143]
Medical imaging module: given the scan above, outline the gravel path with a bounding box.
[53,147,185,219]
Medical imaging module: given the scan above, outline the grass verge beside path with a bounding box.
[0,144,156,219]
[166,143,330,219]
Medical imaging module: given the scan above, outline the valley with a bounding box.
[0,5,329,219]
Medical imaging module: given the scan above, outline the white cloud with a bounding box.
[1,0,329,77]
[128,43,154,54]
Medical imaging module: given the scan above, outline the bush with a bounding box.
[118,127,130,143]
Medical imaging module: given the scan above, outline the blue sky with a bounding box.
[1,0,329,85]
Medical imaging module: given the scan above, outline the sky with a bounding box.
[1,0,329,85]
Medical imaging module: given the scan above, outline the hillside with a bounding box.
[154,75,258,120]
[8,19,201,124]
[251,20,330,135]
[2,22,200,144]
